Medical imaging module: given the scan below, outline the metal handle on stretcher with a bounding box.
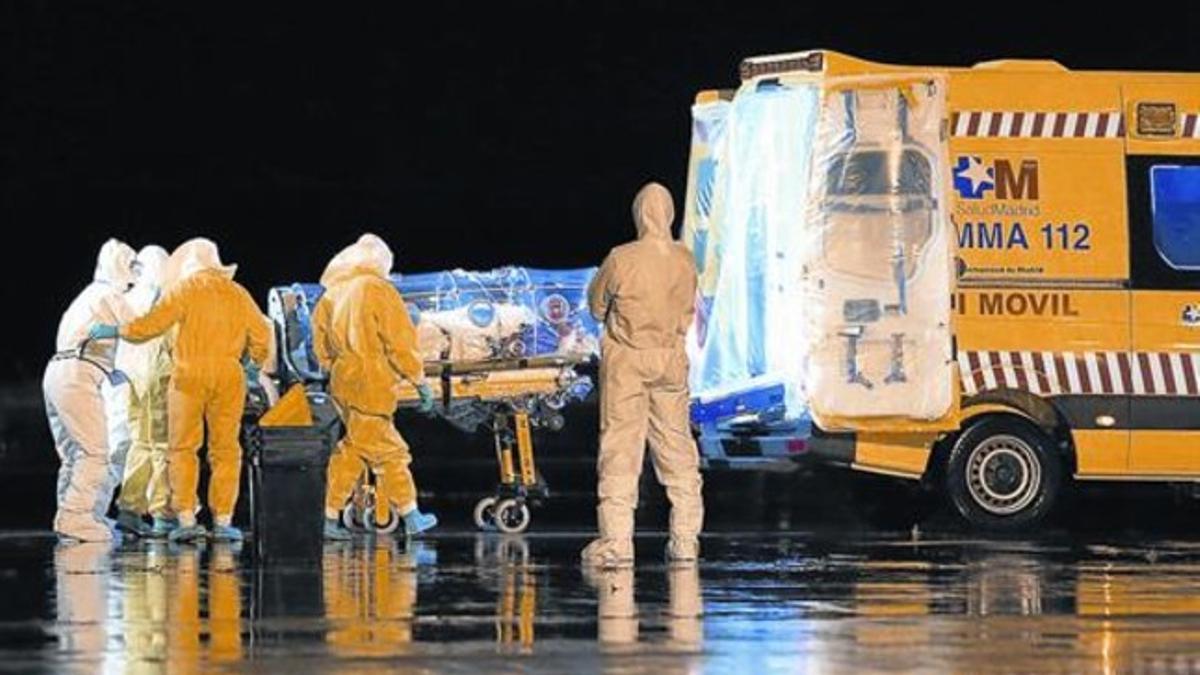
[420,355,591,410]
[277,331,327,387]
[420,354,589,377]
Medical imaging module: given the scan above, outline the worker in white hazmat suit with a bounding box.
[581,182,704,567]
[113,245,174,537]
[44,239,139,542]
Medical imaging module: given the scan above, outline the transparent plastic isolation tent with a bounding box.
[683,73,956,447]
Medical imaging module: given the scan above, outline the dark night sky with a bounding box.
[2,2,1198,381]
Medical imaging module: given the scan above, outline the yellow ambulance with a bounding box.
[683,50,1200,529]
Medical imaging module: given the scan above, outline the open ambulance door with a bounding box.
[801,74,959,433]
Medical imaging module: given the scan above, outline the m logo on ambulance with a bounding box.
[953,157,1040,201]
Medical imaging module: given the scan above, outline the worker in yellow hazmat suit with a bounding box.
[90,238,270,544]
[582,182,704,567]
[113,245,174,538]
[313,234,437,540]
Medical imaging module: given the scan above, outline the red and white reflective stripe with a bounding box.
[960,351,1200,396]
[952,111,1124,138]
[1182,114,1200,139]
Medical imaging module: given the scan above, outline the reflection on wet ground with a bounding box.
[5,530,1200,673]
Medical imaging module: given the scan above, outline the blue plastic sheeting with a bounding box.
[1151,165,1200,270]
[275,267,600,378]
[685,82,820,420]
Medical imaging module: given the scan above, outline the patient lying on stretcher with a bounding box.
[414,304,597,363]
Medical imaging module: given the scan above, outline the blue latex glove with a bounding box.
[416,382,435,413]
[244,362,261,388]
[89,324,119,340]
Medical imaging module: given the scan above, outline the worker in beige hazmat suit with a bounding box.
[581,182,703,567]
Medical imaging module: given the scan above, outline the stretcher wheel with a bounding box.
[493,499,530,534]
[473,497,499,531]
[543,412,565,432]
[362,506,402,535]
[341,505,367,531]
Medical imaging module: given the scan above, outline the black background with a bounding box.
[3,2,1199,381]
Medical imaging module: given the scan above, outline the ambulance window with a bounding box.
[822,149,936,279]
[1150,165,1200,271]
[826,149,932,196]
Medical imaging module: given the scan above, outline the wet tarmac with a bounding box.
[7,390,1200,673]
[6,523,1200,674]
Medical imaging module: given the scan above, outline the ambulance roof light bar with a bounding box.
[739,51,825,81]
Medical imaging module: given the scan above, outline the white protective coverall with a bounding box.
[582,182,704,566]
[44,239,138,541]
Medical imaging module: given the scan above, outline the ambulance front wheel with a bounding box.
[473,497,498,531]
[944,416,1062,531]
[493,499,531,534]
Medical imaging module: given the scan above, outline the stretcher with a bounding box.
[265,266,599,534]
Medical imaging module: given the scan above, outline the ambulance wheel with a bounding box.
[341,505,366,531]
[944,416,1062,531]
[362,506,402,535]
[493,499,531,534]
[473,497,499,531]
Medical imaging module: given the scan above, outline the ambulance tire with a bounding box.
[945,416,1062,531]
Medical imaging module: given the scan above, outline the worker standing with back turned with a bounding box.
[314,234,438,540]
[582,182,704,568]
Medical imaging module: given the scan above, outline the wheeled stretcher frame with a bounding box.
[337,355,591,535]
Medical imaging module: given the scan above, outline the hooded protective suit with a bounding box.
[313,234,426,524]
[115,245,173,520]
[582,183,704,566]
[44,239,138,541]
[119,239,270,527]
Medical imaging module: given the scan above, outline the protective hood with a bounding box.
[167,238,237,286]
[133,245,169,292]
[94,239,137,290]
[320,233,394,287]
[632,182,675,241]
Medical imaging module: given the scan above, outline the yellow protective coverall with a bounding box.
[116,245,172,519]
[120,240,270,525]
[115,341,171,517]
[313,235,426,523]
[582,182,704,566]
